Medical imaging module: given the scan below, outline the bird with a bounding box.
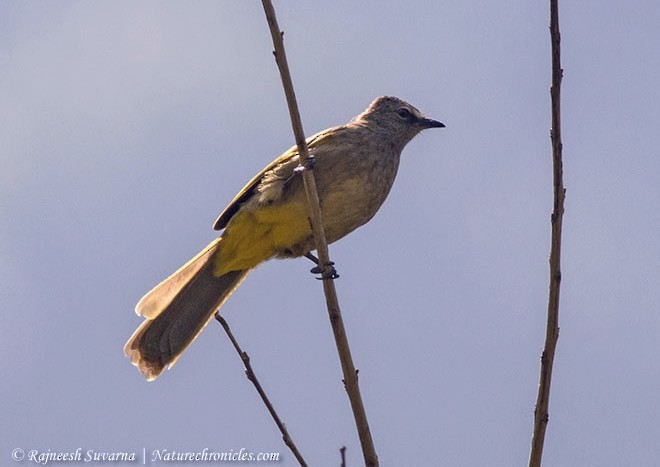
[124,96,445,380]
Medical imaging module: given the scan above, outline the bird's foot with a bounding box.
[304,252,339,280]
[294,154,316,174]
[313,264,339,280]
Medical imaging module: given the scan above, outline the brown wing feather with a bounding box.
[212,128,337,230]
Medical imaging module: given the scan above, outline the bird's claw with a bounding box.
[310,262,339,280]
[305,252,338,279]
[294,154,316,174]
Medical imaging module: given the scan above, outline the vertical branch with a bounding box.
[260,2,379,466]
[529,0,565,466]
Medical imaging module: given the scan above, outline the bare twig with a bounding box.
[215,313,308,467]
[260,1,378,466]
[340,446,347,467]
[529,0,565,466]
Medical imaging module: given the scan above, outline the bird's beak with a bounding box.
[419,117,445,129]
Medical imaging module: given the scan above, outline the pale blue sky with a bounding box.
[3,1,660,466]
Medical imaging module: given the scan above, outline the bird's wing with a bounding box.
[212,127,338,230]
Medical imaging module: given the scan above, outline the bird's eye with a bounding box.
[397,108,411,119]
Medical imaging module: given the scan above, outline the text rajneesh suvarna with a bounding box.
[12,448,281,464]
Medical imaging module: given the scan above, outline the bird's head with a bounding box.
[356,96,445,150]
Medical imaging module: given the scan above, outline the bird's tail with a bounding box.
[124,237,249,381]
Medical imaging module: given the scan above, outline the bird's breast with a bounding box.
[317,153,400,244]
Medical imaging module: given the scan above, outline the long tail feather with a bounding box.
[124,238,249,380]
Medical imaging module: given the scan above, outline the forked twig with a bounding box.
[260,1,378,465]
[529,0,565,465]
[215,313,308,467]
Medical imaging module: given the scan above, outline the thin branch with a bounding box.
[529,0,565,465]
[340,446,347,467]
[215,313,308,467]
[260,1,378,466]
